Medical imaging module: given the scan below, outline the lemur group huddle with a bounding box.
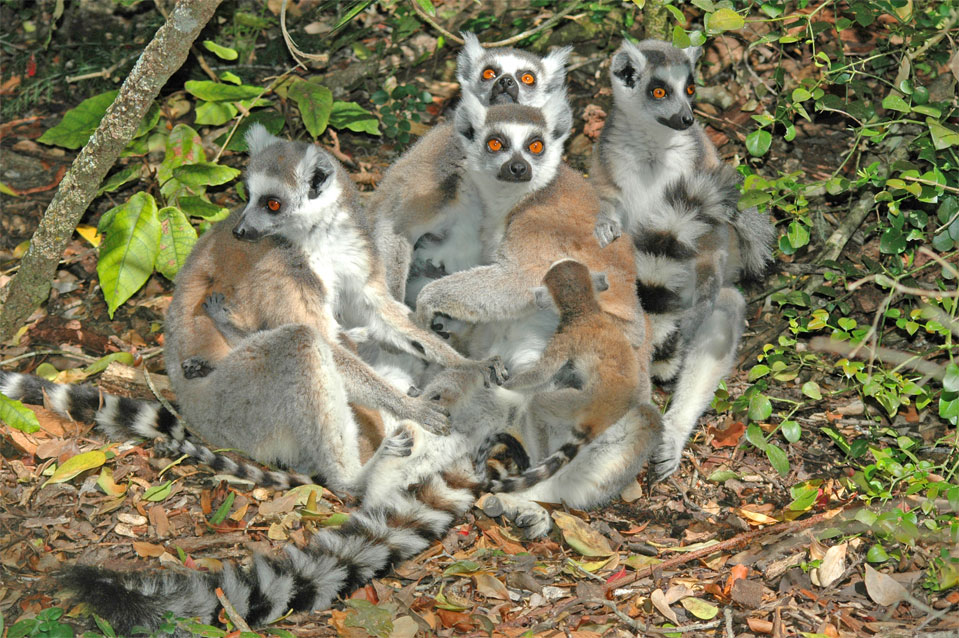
[0,35,775,631]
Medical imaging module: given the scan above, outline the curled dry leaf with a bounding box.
[810,542,847,587]
[650,588,679,624]
[864,564,908,606]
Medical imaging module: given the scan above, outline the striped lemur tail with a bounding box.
[483,403,663,493]
[60,460,483,633]
[0,370,312,489]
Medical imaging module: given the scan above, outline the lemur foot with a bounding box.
[202,292,231,325]
[479,355,509,387]
[381,422,417,457]
[399,396,450,436]
[420,368,475,409]
[649,434,684,482]
[594,215,623,248]
[181,356,215,379]
[429,313,452,339]
[482,493,552,539]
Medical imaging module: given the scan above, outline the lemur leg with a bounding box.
[351,420,420,499]
[484,403,662,538]
[175,324,365,494]
[376,230,414,302]
[650,286,745,481]
[413,263,540,328]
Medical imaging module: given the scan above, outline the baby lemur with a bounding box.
[486,259,661,494]
[591,39,776,481]
[411,99,661,538]
[3,125,505,496]
[370,33,573,307]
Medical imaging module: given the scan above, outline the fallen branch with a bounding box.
[607,506,847,591]
[808,336,947,380]
[215,587,254,632]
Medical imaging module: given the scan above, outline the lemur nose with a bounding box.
[509,161,527,177]
[682,114,694,127]
[498,76,515,88]
[233,226,247,239]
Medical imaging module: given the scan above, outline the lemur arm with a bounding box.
[413,262,539,327]
[503,347,570,392]
[594,197,626,249]
[202,292,251,347]
[374,227,414,302]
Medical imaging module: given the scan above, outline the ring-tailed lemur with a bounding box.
[370,32,573,307]
[59,417,502,633]
[590,39,776,480]
[484,259,662,494]
[410,100,661,539]
[2,125,507,495]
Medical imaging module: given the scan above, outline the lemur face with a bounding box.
[233,124,339,243]
[609,39,702,132]
[456,33,571,108]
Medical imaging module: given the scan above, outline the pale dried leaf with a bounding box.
[650,589,679,624]
[811,542,846,587]
[864,564,908,606]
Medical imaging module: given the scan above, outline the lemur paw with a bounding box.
[429,313,452,339]
[482,494,552,539]
[181,356,215,379]
[202,292,231,324]
[479,355,509,387]
[406,385,423,398]
[649,440,683,482]
[594,216,623,248]
[382,422,417,457]
[401,396,451,436]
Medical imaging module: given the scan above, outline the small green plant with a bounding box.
[7,607,76,638]
[371,84,433,148]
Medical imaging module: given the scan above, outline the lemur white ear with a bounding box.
[308,150,336,198]
[611,40,646,90]
[456,32,485,86]
[245,123,276,155]
[533,286,555,310]
[542,45,572,94]
[683,45,703,67]
[454,91,486,143]
[591,271,610,292]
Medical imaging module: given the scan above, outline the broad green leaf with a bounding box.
[38,90,117,149]
[0,393,41,433]
[172,162,240,189]
[97,192,162,317]
[288,80,333,138]
[344,600,393,638]
[217,111,285,151]
[44,450,107,486]
[879,227,906,254]
[97,165,142,196]
[209,491,235,525]
[158,124,206,202]
[414,0,435,15]
[944,364,959,392]
[881,93,910,112]
[748,364,770,380]
[801,381,822,400]
[765,444,790,476]
[329,101,381,135]
[443,560,481,576]
[745,423,767,450]
[866,544,890,563]
[792,87,812,102]
[195,100,238,126]
[781,420,801,443]
[745,129,772,156]
[747,394,772,422]
[179,195,230,220]
[927,118,959,150]
[83,351,135,375]
[707,469,739,482]
[143,480,174,502]
[184,80,261,101]
[788,482,818,510]
[156,207,198,281]
[202,40,238,61]
[706,8,745,33]
[680,597,719,620]
[738,189,771,209]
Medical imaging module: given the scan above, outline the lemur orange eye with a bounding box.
[528,140,544,154]
[686,84,695,96]
[521,72,535,85]
[487,138,503,152]
[482,68,496,80]
[267,198,281,212]
[652,87,667,99]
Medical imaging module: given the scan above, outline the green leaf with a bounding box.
[765,444,790,476]
[202,40,238,61]
[944,364,959,392]
[786,220,810,250]
[801,381,822,400]
[414,0,435,15]
[745,423,767,450]
[97,192,161,317]
[38,90,117,149]
[0,393,41,433]
[220,71,242,85]
[97,165,141,196]
[195,100,238,126]
[748,394,772,422]
[143,480,174,502]
[443,560,481,576]
[83,352,135,375]
[792,87,812,102]
[184,80,261,101]
[866,544,890,563]
[158,124,207,202]
[738,189,771,209]
[179,195,230,220]
[707,469,739,482]
[781,420,801,443]
[288,80,334,138]
[927,118,959,150]
[706,8,745,33]
[881,93,910,113]
[329,101,381,135]
[879,227,907,254]
[172,162,241,189]
[788,482,818,510]
[216,110,286,151]
[44,450,108,486]
[745,129,772,157]
[209,491,235,525]
[748,364,770,380]
[344,599,393,638]
[334,0,374,30]
[156,207,198,281]
[680,597,719,620]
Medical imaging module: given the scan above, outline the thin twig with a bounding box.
[142,366,183,420]
[66,53,139,83]
[214,586,254,632]
[847,273,959,298]
[409,1,581,48]
[0,350,98,367]
[808,336,946,380]
[724,607,735,638]
[280,0,327,67]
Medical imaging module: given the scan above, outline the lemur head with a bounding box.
[233,124,341,243]
[534,259,608,315]
[609,39,702,132]
[457,32,572,108]
[454,92,571,197]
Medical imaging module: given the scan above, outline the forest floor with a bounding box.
[1,1,957,636]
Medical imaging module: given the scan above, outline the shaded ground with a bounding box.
[1,1,957,636]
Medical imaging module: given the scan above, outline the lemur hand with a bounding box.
[477,355,509,387]
[398,395,451,436]
[594,213,623,248]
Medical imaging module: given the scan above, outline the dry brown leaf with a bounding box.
[737,507,779,526]
[620,479,644,503]
[709,421,745,448]
[664,583,694,605]
[389,616,419,638]
[747,617,774,633]
[552,511,613,557]
[863,564,908,606]
[474,573,510,600]
[132,541,165,558]
[650,589,679,624]
[810,542,847,587]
